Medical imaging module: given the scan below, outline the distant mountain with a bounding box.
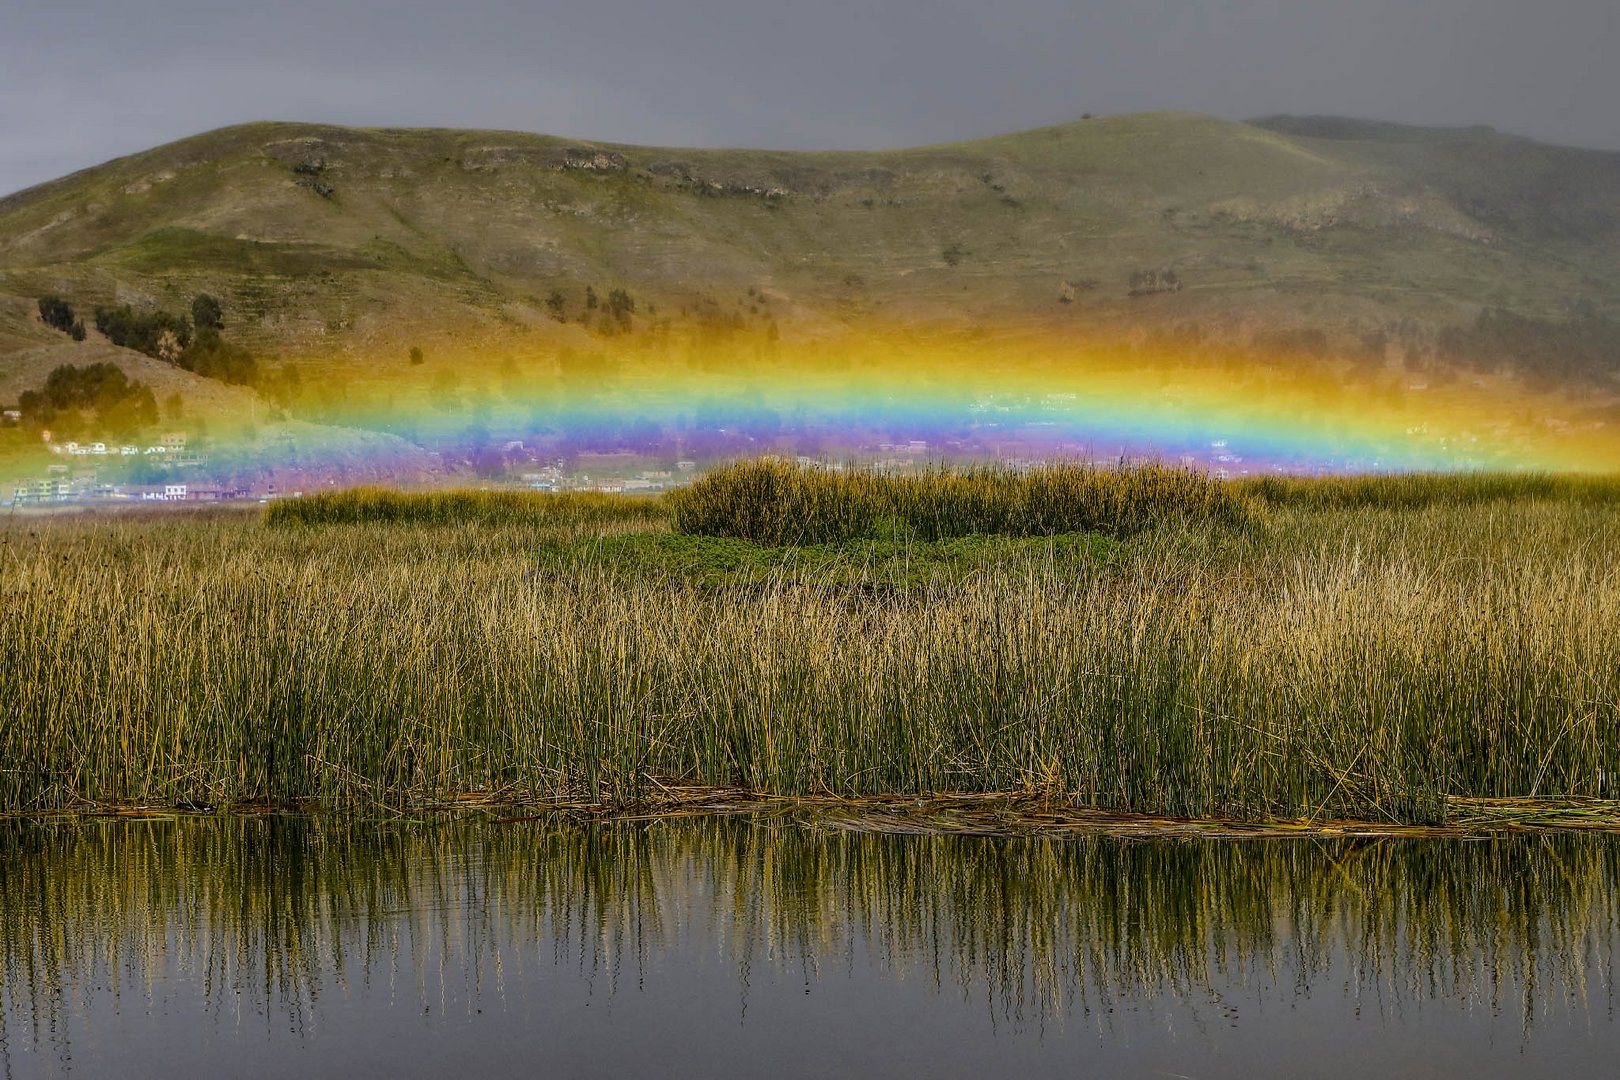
[1,112,1617,480]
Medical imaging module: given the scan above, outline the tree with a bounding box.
[38,296,76,334]
[584,285,598,311]
[606,288,635,330]
[19,362,160,438]
[43,363,134,412]
[100,386,159,438]
[191,294,224,330]
[179,327,258,385]
[262,364,304,409]
[95,305,192,358]
[544,290,567,321]
[409,346,425,366]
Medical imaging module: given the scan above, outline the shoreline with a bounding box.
[14,789,1620,839]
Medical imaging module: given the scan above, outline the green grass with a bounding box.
[552,530,1122,588]
[107,227,380,275]
[4,473,1620,824]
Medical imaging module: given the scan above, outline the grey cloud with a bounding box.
[2,0,1617,195]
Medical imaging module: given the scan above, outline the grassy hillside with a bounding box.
[6,113,1620,342]
[1,111,1617,478]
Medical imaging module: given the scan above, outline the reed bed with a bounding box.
[1235,471,1620,511]
[3,489,1619,825]
[264,486,666,528]
[667,458,1257,544]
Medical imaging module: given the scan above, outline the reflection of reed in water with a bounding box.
[0,819,1615,1055]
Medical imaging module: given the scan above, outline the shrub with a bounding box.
[191,294,223,330]
[1128,268,1182,296]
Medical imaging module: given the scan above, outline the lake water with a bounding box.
[1,816,1616,1078]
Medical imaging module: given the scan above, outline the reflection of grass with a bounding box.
[0,816,1613,1044]
[4,480,1620,823]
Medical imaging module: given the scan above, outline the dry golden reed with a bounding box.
[265,487,665,528]
[3,472,1618,824]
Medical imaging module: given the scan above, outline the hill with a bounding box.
[1,112,1618,484]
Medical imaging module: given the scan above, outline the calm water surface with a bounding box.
[0,817,1616,1078]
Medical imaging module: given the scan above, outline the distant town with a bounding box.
[3,385,1517,509]
[3,439,1270,510]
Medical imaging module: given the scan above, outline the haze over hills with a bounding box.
[1,111,1618,488]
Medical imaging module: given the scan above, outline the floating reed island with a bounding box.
[6,461,1620,831]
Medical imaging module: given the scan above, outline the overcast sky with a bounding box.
[3,0,1618,196]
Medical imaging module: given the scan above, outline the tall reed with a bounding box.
[2,493,1617,823]
[264,487,666,528]
[668,459,1257,544]
[1235,471,1620,511]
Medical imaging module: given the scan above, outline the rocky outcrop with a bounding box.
[562,148,629,172]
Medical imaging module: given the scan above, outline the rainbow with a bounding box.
[280,324,1620,478]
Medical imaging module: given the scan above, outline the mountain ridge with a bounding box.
[1,110,1617,483]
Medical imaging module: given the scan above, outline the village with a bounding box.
[2,436,705,508]
[1,384,1410,509]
